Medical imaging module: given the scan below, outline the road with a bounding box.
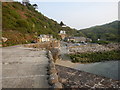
[2,45,49,88]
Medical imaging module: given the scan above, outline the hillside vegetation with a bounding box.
[76,21,119,42]
[2,2,119,46]
[2,2,77,46]
[0,2,1,46]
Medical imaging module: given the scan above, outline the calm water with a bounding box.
[74,60,120,80]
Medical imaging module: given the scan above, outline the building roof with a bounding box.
[38,34,53,38]
[59,30,66,34]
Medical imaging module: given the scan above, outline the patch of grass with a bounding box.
[2,30,35,47]
[69,50,120,63]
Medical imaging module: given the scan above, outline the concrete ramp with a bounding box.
[2,46,49,88]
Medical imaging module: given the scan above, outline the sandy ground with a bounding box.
[56,59,78,68]
[2,45,49,88]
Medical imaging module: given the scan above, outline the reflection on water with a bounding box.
[74,60,119,80]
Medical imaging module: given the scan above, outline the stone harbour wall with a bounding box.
[24,40,60,50]
[47,50,63,88]
[55,65,120,88]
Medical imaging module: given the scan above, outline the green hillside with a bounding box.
[2,2,77,46]
[77,21,119,42]
[2,2,119,46]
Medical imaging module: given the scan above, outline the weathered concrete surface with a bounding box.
[0,47,2,89]
[2,45,49,88]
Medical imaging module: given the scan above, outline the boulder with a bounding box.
[52,82,63,88]
[47,51,54,62]
[50,48,60,63]
[1,37,8,42]
[48,59,53,63]
[47,61,55,70]
[49,64,56,70]
[48,68,57,75]
[60,78,67,83]
[49,61,55,68]
[48,73,59,85]
[48,51,53,59]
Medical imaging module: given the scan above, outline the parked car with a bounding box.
[75,43,81,46]
[31,40,36,43]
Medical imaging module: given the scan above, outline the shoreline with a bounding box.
[56,58,120,67]
[56,59,119,80]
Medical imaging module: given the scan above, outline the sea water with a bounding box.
[74,60,120,80]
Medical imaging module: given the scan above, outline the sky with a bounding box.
[14,0,118,30]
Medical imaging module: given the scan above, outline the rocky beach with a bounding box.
[68,43,120,54]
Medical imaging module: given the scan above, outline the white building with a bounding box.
[37,34,53,42]
[59,30,66,34]
[62,25,67,28]
[58,30,67,40]
[22,0,29,5]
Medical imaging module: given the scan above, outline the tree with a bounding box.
[60,21,64,26]
[22,0,30,6]
[33,4,38,9]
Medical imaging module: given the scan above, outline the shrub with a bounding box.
[16,19,28,28]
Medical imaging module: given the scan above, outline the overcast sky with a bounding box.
[15,0,118,30]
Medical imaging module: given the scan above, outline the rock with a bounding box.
[52,82,63,88]
[48,52,53,60]
[48,59,53,63]
[48,68,57,75]
[48,73,59,85]
[50,48,60,63]
[69,44,114,54]
[61,78,67,83]
[47,61,55,71]
[47,51,54,62]
[49,64,55,70]
[1,37,8,42]
[71,85,79,88]
[49,61,55,68]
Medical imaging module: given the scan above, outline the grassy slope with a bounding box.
[77,21,119,42]
[2,2,77,46]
